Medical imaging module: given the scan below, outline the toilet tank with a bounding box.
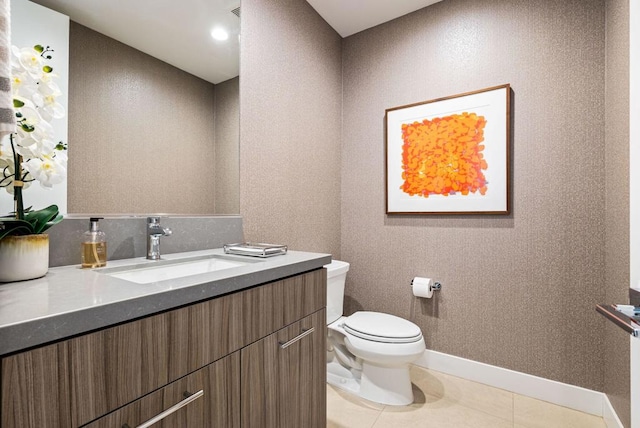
[324,260,350,324]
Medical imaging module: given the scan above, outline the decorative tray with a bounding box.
[223,242,288,258]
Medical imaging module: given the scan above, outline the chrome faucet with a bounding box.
[146,217,172,260]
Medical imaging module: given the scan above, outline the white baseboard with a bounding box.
[414,349,622,427]
[603,394,625,428]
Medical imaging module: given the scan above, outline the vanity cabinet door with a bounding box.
[1,343,71,428]
[241,308,326,428]
[84,351,240,428]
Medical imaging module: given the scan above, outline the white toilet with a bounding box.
[325,260,426,406]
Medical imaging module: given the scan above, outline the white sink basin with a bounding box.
[101,255,251,284]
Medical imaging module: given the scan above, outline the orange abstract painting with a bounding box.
[400,112,488,198]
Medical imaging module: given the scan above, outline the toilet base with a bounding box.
[327,360,361,396]
[327,359,414,406]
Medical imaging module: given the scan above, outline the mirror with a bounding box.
[27,0,240,215]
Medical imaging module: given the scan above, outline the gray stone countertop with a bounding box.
[0,249,332,356]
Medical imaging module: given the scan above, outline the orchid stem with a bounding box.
[9,134,24,221]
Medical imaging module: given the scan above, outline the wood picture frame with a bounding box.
[385,84,511,215]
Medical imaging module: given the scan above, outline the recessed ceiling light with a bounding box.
[211,28,229,41]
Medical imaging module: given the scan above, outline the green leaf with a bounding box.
[0,205,63,241]
[34,45,44,53]
[13,99,24,108]
[43,214,63,233]
[0,219,35,240]
[24,205,62,234]
[42,65,53,73]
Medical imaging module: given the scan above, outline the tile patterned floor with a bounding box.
[327,365,607,428]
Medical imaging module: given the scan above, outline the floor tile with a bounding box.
[327,384,384,428]
[327,364,608,428]
[372,392,513,428]
[409,366,514,422]
[513,394,606,428]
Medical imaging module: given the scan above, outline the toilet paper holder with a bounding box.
[410,277,442,293]
[410,276,442,299]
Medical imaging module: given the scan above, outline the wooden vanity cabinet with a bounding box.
[0,268,326,428]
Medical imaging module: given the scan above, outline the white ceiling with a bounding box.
[306,0,444,37]
[30,0,240,84]
[27,0,442,84]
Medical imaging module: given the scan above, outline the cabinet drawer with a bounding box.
[69,291,243,426]
[243,268,326,344]
[84,352,240,428]
[241,308,326,428]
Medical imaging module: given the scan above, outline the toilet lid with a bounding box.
[343,311,423,344]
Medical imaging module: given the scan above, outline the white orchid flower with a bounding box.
[0,147,33,194]
[0,140,12,161]
[14,102,43,135]
[10,70,33,96]
[54,148,67,163]
[15,135,38,148]
[22,155,66,189]
[14,46,45,78]
[14,102,55,142]
[0,143,15,193]
[38,74,61,95]
[0,157,12,176]
[4,43,67,200]
[32,92,65,121]
[17,138,57,160]
[0,149,13,186]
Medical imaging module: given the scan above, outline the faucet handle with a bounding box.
[163,227,173,236]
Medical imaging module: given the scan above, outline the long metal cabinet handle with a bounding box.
[132,389,204,428]
[279,327,315,349]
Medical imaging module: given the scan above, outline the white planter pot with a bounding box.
[0,234,50,283]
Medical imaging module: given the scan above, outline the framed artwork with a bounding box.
[385,84,510,214]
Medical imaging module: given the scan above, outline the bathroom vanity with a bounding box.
[0,249,330,427]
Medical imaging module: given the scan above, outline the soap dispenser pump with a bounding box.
[82,217,107,268]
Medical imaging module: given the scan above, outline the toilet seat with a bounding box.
[343,311,423,344]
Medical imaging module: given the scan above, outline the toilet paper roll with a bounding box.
[412,277,434,298]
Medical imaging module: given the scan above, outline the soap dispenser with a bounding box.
[82,217,107,268]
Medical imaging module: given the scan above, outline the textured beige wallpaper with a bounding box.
[341,0,606,391]
[214,77,240,214]
[68,23,222,214]
[240,0,342,255]
[604,0,630,425]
